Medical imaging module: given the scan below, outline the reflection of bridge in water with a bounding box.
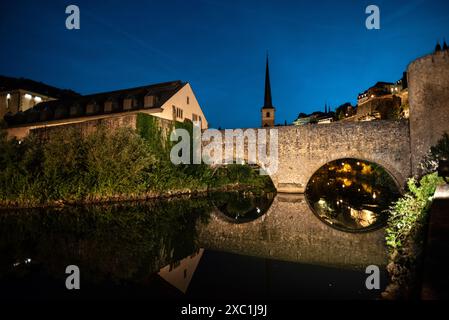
[198,193,387,269]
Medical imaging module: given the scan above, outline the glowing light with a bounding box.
[24,94,32,100]
[373,193,377,199]
[6,93,11,99]
[34,96,42,103]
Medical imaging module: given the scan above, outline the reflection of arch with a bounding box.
[212,192,275,224]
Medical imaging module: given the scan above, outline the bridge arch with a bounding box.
[304,154,405,193]
[304,157,402,233]
[270,121,411,193]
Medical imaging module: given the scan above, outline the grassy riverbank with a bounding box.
[0,116,274,209]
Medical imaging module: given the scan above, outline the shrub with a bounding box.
[385,173,443,250]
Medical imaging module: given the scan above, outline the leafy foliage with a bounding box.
[385,173,443,250]
[383,135,446,299]
[0,115,273,206]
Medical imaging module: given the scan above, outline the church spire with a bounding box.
[261,54,275,127]
[263,55,273,108]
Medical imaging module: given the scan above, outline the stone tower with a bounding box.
[261,56,275,127]
[408,46,449,176]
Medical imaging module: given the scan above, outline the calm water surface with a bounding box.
[0,189,391,300]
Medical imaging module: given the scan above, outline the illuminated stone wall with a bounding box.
[211,120,411,193]
[25,111,174,140]
[408,50,449,176]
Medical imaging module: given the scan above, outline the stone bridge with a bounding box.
[208,50,449,193]
[214,120,411,193]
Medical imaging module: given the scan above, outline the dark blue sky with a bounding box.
[1,0,448,128]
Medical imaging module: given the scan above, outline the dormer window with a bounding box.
[123,95,136,110]
[70,103,83,117]
[104,97,117,113]
[144,93,157,108]
[86,100,99,115]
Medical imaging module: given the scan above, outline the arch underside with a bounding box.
[272,151,409,194]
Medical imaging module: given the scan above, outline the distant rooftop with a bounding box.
[0,75,80,99]
[5,79,186,126]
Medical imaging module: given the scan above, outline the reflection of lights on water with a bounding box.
[350,208,377,227]
[13,258,32,267]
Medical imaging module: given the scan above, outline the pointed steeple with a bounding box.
[263,55,273,109]
[435,41,442,52]
[444,40,448,51]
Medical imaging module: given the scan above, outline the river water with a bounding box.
[0,188,390,300]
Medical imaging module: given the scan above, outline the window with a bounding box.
[174,107,183,119]
[266,112,270,117]
[186,96,190,105]
[6,93,10,109]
